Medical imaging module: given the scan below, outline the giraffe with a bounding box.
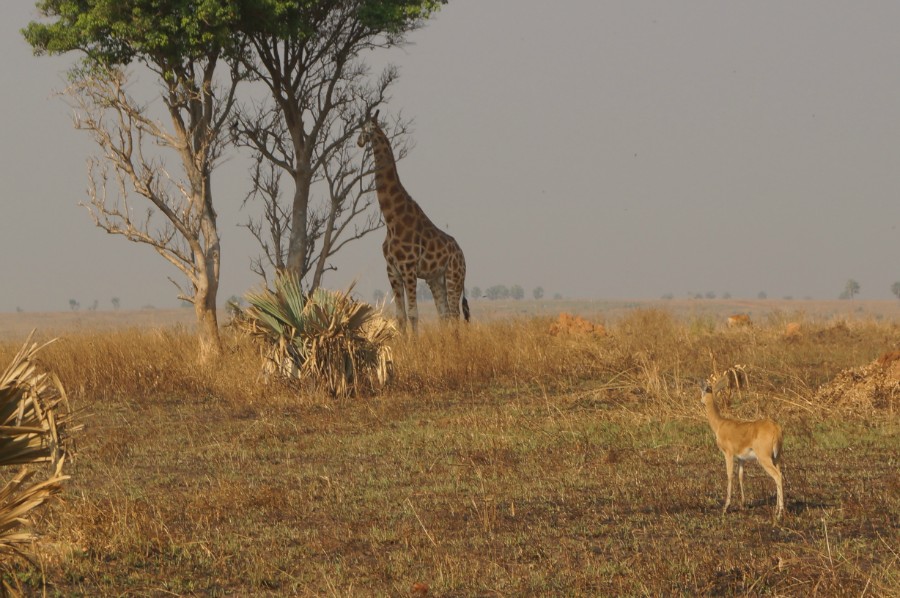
[357,111,469,333]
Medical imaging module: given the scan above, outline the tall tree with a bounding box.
[24,0,244,358]
[843,279,860,300]
[233,0,444,291]
[892,281,900,301]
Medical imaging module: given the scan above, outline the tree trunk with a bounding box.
[197,307,221,360]
[285,170,312,282]
[194,208,222,361]
[194,282,222,361]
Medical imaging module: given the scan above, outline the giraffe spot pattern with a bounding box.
[361,117,468,329]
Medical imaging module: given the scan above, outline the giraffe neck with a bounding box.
[370,129,413,220]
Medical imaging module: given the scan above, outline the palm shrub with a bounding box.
[0,334,76,590]
[235,273,397,397]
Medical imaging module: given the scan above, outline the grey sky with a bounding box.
[3,1,899,313]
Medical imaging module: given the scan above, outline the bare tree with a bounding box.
[235,4,419,291]
[24,0,248,361]
[67,64,238,358]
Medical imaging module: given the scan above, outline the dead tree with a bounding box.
[67,64,238,359]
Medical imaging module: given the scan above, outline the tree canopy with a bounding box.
[23,0,244,67]
[23,0,444,77]
[238,0,444,36]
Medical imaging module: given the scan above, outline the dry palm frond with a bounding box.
[0,458,69,563]
[0,332,76,584]
[362,314,397,387]
[236,274,398,397]
[299,287,398,397]
[0,333,75,468]
[235,272,309,378]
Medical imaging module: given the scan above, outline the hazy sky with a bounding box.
[3,1,900,313]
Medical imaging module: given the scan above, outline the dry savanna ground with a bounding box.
[0,302,898,596]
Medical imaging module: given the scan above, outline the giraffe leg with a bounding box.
[428,275,450,320]
[386,264,407,331]
[445,252,466,320]
[403,273,419,333]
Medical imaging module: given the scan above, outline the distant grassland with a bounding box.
[0,305,897,595]
[3,297,900,341]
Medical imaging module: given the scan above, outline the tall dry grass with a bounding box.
[387,311,898,419]
[0,328,272,407]
[4,310,895,418]
[390,318,608,394]
[0,309,896,595]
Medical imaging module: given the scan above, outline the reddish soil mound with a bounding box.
[876,350,900,367]
[784,322,802,341]
[548,313,606,337]
[815,352,900,412]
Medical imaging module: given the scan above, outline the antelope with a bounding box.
[727,314,752,328]
[700,371,784,518]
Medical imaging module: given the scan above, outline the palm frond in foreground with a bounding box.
[0,333,75,587]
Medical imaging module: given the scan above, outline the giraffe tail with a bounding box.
[462,295,470,322]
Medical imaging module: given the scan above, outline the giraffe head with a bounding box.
[357,109,380,148]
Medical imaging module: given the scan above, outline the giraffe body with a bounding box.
[358,113,469,332]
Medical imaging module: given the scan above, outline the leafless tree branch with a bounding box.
[234,3,419,292]
[64,61,239,357]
